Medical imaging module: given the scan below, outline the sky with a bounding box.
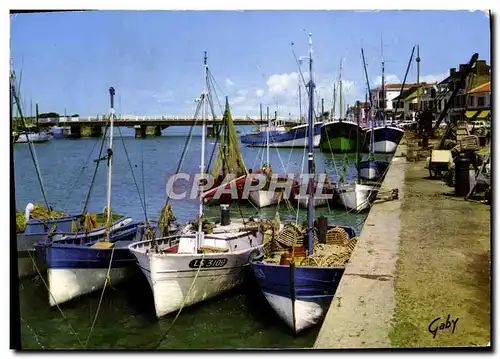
[10,10,491,118]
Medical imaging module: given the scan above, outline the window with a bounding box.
[477,96,485,107]
[468,96,474,107]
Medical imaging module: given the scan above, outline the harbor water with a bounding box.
[14,127,390,349]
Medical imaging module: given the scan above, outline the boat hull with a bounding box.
[36,220,141,306]
[251,261,345,333]
[319,121,360,153]
[16,132,53,143]
[47,267,133,306]
[245,123,322,148]
[17,234,47,278]
[359,159,390,181]
[17,216,77,278]
[336,183,379,212]
[248,189,282,208]
[365,126,405,154]
[129,231,262,318]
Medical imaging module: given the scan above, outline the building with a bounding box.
[436,59,490,125]
[464,81,491,121]
[371,83,414,115]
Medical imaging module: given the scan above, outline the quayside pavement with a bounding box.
[314,134,491,348]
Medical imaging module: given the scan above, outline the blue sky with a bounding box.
[10,10,490,118]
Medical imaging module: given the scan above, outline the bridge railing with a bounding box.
[37,115,303,123]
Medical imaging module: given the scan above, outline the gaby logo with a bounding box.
[428,314,459,339]
[164,173,335,201]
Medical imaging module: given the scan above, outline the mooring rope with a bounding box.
[20,316,45,349]
[153,252,206,349]
[84,244,117,348]
[25,250,85,348]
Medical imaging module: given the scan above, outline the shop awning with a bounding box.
[465,110,490,119]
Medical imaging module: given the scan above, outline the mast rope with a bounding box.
[116,126,149,222]
[10,70,52,214]
[80,123,110,219]
[25,250,85,348]
[61,135,102,212]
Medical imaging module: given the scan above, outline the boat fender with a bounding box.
[25,203,34,222]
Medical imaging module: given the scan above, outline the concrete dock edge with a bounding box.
[313,136,409,349]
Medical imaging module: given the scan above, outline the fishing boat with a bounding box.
[319,120,360,154]
[245,122,322,148]
[199,86,256,205]
[336,99,380,212]
[319,59,360,154]
[16,103,52,143]
[16,131,52,143]
[240,119,287,146]
[247,114,295,208]
[10,68,75,278]
[358,52,389,181]
[17,203,77,278]
[365,125,404,154]
[128,53,264,319]
[35,87,144,307]
[250,34,358,333]
[293,175,335,209]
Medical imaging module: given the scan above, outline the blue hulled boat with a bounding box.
[242,122,323,148]
[250,34,357,333]
[17,207,78,278]
[35,218,151,306]
[34,87,143,306]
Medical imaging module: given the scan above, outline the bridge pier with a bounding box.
[89,125,102,137]
[207,124,219,138]
[69,125,81,138]
[134,125,147,138]
[154,126,162,136]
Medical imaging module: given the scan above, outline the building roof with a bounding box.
[468,81,490,94]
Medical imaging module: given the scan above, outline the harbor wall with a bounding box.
[314,134,409,348]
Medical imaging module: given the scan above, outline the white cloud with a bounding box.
[373,74,401,86]
[419,72,448,84]
[267,72,299,94]
[152,90,174,103]
[236,89,248,96]
[255,89,264,97]
[225,78,234,87]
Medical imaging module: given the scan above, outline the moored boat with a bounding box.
[250,34,358,333]
[319,120,360,153]
[128,215,264,318]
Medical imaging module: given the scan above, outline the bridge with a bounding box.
[31,115,301,138]
[36,115,301,127]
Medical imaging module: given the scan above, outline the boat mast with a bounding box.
[260,103,263,125]
[307,33,315,256]
[266,108,270,166]
[416,44,421,116]
[356,101,360,184]
[361,47,374,155]
[198,52,208,235]
[105,86,115,238]
[339,59,343,120]
[332,82,336,121]
[298,83,302,122]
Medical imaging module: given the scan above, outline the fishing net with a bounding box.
[158,202,176,236]
[199,246,229,253]
[189,219,215,234]
[15,203,68,233]
[262,223,359,268]
[211,98,247,181]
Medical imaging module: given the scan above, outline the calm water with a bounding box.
[14,127,390,349]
